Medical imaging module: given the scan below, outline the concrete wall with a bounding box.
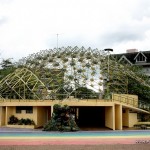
[0,99,115,107]
[122,109,138,127]
[7,106,14,125]
[115,104,122,130]
[6,106,37,125]
[0,106,52,127]
[37,106,48,127]
[0,106,2,126]
[1,107,6,126]
[112,94,138,107]
[7,125,35,129]
[122,108,129,127]
[129,113,137,127]
[105,106,115,130]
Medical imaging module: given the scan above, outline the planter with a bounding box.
[7,124,35,129]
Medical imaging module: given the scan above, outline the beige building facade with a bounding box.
[0,94,149,130]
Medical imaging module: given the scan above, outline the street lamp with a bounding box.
[104,48,113,99]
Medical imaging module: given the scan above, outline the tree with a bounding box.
[54,85,98,100]
[128,78,150,103]
[1,59,13,69]
[43,104,79,131]
[72,87,98,99]
[127,66,150,103]
[0,58,16,80]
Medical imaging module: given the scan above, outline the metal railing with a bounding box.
[112,94,138,107]
[1,94,150,112]
[0,93,100,102]
[112,94,150,112]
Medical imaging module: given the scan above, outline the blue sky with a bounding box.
[0,0,150,61]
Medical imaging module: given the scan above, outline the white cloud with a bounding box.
[0,0,150,60]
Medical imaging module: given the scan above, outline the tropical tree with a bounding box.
[0,58,16,80]
[71,87,98,99]
[1,59,13,69]
[43,104,79,131]
[127,66,150,103]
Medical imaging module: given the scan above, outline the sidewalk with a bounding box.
[0,127,150,150]
[0,144,150,150]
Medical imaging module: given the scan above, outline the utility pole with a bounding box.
[57,34,59,50]
[56,33,64,50]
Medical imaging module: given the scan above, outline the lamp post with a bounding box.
[56,34,59,50]
[104,48,113,99]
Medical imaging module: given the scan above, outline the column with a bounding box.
[115,104,122,130]
[105,106,115,130]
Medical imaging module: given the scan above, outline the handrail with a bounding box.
[1,95,150,112]
[112,94,150,112]
[112,95,137,106]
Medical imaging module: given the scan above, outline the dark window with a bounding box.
[26,107,33,114]
[16,107,21,113]
[136,53,146,62]
[137,113,141,120]
[16,106,33,114]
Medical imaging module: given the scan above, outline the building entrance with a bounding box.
[78,106,105,129]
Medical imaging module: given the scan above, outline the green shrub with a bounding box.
[8,115,35,125]
[43,104,79,131]
[8,115,18,124]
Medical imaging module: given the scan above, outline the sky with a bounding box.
[0,0,150,61]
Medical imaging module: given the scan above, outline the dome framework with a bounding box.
[0,46,149,100]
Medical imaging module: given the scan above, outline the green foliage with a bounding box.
[0,58,16,80]
[18,118,35,125]
[128,77,150,103]
[8,115,35,125]
[72,87,98,99]
[1,59,13,69]
[43,104,79,131]
[128,66,150,103]
[55,86,98,100]
[8,115,18,124]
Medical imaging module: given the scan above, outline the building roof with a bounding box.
[114,50,150,65]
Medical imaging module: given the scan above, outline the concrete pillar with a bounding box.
[0,106,6,126]
[51,105,53,117]
[76,108,79,119]
[115,104,122,130]
[129,113,137,127]
[5,106,8,126]
[0,106,2,126]
[105,106,115,130]
[113,106,115,130]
